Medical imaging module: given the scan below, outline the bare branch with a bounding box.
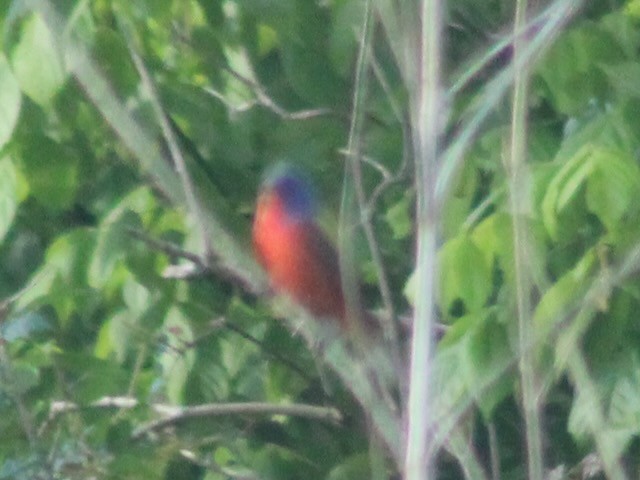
[342,0,399,346]
[39,396,341,441]
[126,228,261,295]
[218,65,334,120]
[132,401,342,440]
[126,228,205,268]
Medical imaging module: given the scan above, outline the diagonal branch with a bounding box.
[121,26,215,264]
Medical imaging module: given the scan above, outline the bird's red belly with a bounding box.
[253,219,345,322]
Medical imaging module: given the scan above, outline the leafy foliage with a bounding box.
[2,0,640,479]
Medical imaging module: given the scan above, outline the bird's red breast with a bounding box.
[252,187,348,329]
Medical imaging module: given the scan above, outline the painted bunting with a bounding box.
[252,165,353,330]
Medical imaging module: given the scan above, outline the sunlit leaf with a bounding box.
[439,234,492,314]
[384,193,412,240]
[0,55,21,150]
[0,158,18,243]
[533,248,596,333]
[541,145,594,240]
[10,14,66,107]
[88,210,141,289]
[586,148,640,232]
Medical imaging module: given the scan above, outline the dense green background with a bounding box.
[2,0,640,478]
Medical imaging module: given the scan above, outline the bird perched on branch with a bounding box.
[252,165,363,332]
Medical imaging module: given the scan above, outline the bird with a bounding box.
[252,165,356,331]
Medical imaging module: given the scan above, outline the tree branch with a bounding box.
[38,396,341,441]
[132,401,342,440]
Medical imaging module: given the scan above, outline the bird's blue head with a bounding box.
[264,165,317,222]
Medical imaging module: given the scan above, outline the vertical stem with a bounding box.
[343,0,399,348]
[404,0,442,478]
[340,0,371,326]
[508,1,543,479]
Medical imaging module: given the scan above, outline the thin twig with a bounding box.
[38,396,137,437]
[339,5,406,459]
[167,23,334,122]
[488,422,501,480]
[39,396,342,441]
[132,401,342,440]
[368,50,405,125]
[366,113,414,214]
[216,64,334,120]
[122,32,215,265]
[184,317,315,383]
[126,228,260,295]
[126,228,205,267]
[342,0,400,349]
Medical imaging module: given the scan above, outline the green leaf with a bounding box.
[276,6,346,105]
[626,0,640,18]
[328,0,364,77]
[12,229,96,325]
[0,54,21,150]
[567,382,602,445]
[256,23,279,56]
[13,268,57,312]
[471,212,513,279]
[432,343,469,422]
[95,310,131,363]
[533,248,596,333]
[252,443,316,480]
[45,228,96,284]
[326,453,371,480]
[20,136,79,211]
[464,311,512,419]
[541,145,594,240]
[91,28,139,97]
[2,361,39,396]
[403,270,416,306]
[10,14,66,107]
[122,277,151,316]
[602,62,640,98]
[159,307,195,404]
[568,378,630,461]
[586,148,640,232]
[384,194,412,240]
[2,312,51,341]
[439,234,491,314]
[609,362,640,435]
[55,352,129,402]
[437,310,513,419]
[535,249,599,374]
[537,25,621,114]
[88,209,142,289]
[0,157,18,243]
